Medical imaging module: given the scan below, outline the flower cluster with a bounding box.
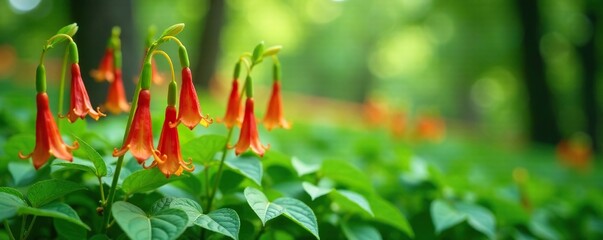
[20,24,290,179]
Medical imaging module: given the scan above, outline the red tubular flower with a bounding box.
[66,63,105,122]
[113,90,156,164]
[19,93,79,169]
[91,48,114,82]
[235,98,269,156]
[222,80,243,128]
[173,67,211,129]
[146,106,194,178]
[263,82,290,131]
[104,69,130,114]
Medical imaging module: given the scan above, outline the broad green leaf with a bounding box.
[54,162,96,175]
[151,197,175,214]
[243,187,283,225]
[196,209,240,240]
[27,179,85,207]
[225,155,263,186]
[292,157,320,176]
[4,134,34,161]
[18,202,90,230]
[456,202,496,239]
[333,190,373,217]
[168,198,240,239]
[369,194,413,237]
[431,200,465,234]
[181,135,226,163]
[73,136,107,176]
[8,162,36,186]
[0,192,26,221]
[529,210,560,240]
[302,182,332,200]
[112,201,188,240]
[342,221,382,240]
[0,187,24,200]
[54,218,87,240]
[273,197,320,239]
[122,168,187,195]
[321,160,373,193]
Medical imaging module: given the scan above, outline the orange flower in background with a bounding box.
[390,111,407,139]
[173,67,212,129]
[263,82,290,131]
[113,90,156,164]
[91,48,114,82]
[66,63,105,122]
[556,133,592,170]
[221,80,243,128]
[235,98,269,156]
[19,93,79,169]
[147,106,194,178]
[415,114,445,142]
[362,99,387,127]
[151,58,165,85]
[104,69,130,114]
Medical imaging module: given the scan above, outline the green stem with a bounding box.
[206,127,235,212]
[57,46,69,124]
[22,216,36,240]
[101,43,149,234]
[98,176,106,204]
[4,220,16,240]
[19,216,26,240]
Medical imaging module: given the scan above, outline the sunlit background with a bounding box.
[0,0,600,159]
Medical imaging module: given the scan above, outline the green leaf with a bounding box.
[112,201,188,240]
[196,209,240,240]
[73,136,107,177]
[369,194,413,237]
[302,182,332,200]
[431,200,465,234]
[225,155,263,186]
[54,162,96,175]
[0,187,24,200]
[456,202,496,239]
[181,135,226,163]
[342,221,382,240]
[0,192,26,221]
[54,218,87,240]
[333,190,373,217]
[8,162,36,186]
[273,197,320,239]
[321,160,373,193]
[168,198,240,239]
[430,200,496,239]
[27,179,85,207]
[122,168,187,195]
[292,157,320,176]
[18,202,90,230]
[243,187,284,225]
[151,197,174,215]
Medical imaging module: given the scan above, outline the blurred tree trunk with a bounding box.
[578,6,599,151]
[516,0,560,145]
[193,0,225,88]
[69,0,139,106]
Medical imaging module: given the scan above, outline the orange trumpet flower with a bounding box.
[91,48,114,82]
[235,98,269,156]
[104,69,130,114]
[113,90,157,164]
[66,63,105,122]
[172,67,211,129]
[263,82,290,131]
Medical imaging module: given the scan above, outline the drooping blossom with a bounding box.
[172,67,211,129]
[66,63,105,122]
[90,48,114,82]
[103,69,130,114]
[19,93,79,169]
[235,98,269,156]
[146,105,194,177]
[113,90,157,164]
[263,81,290,131]
[221,80,243,128]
